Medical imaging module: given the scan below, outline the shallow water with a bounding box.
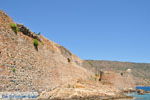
[127,93,150,100]
[127,86,150,100]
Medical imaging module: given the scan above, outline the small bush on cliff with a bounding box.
[12,68,16,73]
[10,23,19,33]
[33,39,39,51]
[33,39,38,46]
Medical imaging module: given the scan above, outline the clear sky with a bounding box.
[1,0,150,63]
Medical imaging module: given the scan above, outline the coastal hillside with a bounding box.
[0,10,92,92]
[0,10,135,99]
[82,60,150,85]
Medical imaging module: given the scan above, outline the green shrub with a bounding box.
[10,23,19,33]
[33,39,38,47]
[12,68,16,73]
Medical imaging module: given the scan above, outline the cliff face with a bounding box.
[82,60,150,86]
[0,10,91,92]
[0,11,136,99]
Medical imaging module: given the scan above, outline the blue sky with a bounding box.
[1,0,150,63]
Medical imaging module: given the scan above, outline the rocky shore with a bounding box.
[38,87,150,100]
[38,95,133,100]
[0,10,145,100]
[37,80,134,100]
[123,88,150,95]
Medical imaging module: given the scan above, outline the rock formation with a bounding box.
[82,60,150,86]
[0,10,91,92]
[0,10,135,99]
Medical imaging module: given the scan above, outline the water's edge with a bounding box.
[125,86,150,100]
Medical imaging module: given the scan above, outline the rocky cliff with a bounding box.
[0,10,135,99]
[0,10,92,92]
[82,60,150,86]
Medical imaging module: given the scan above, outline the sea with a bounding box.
[127,86,150,100]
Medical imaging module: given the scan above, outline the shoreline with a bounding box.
[38,88,134,100]
[38,95,133,100]
[38,87,150,100]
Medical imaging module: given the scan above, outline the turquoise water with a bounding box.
[127,87,150,100]
[127,93,150,100]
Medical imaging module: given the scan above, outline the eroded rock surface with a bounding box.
[0,10,135,99]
